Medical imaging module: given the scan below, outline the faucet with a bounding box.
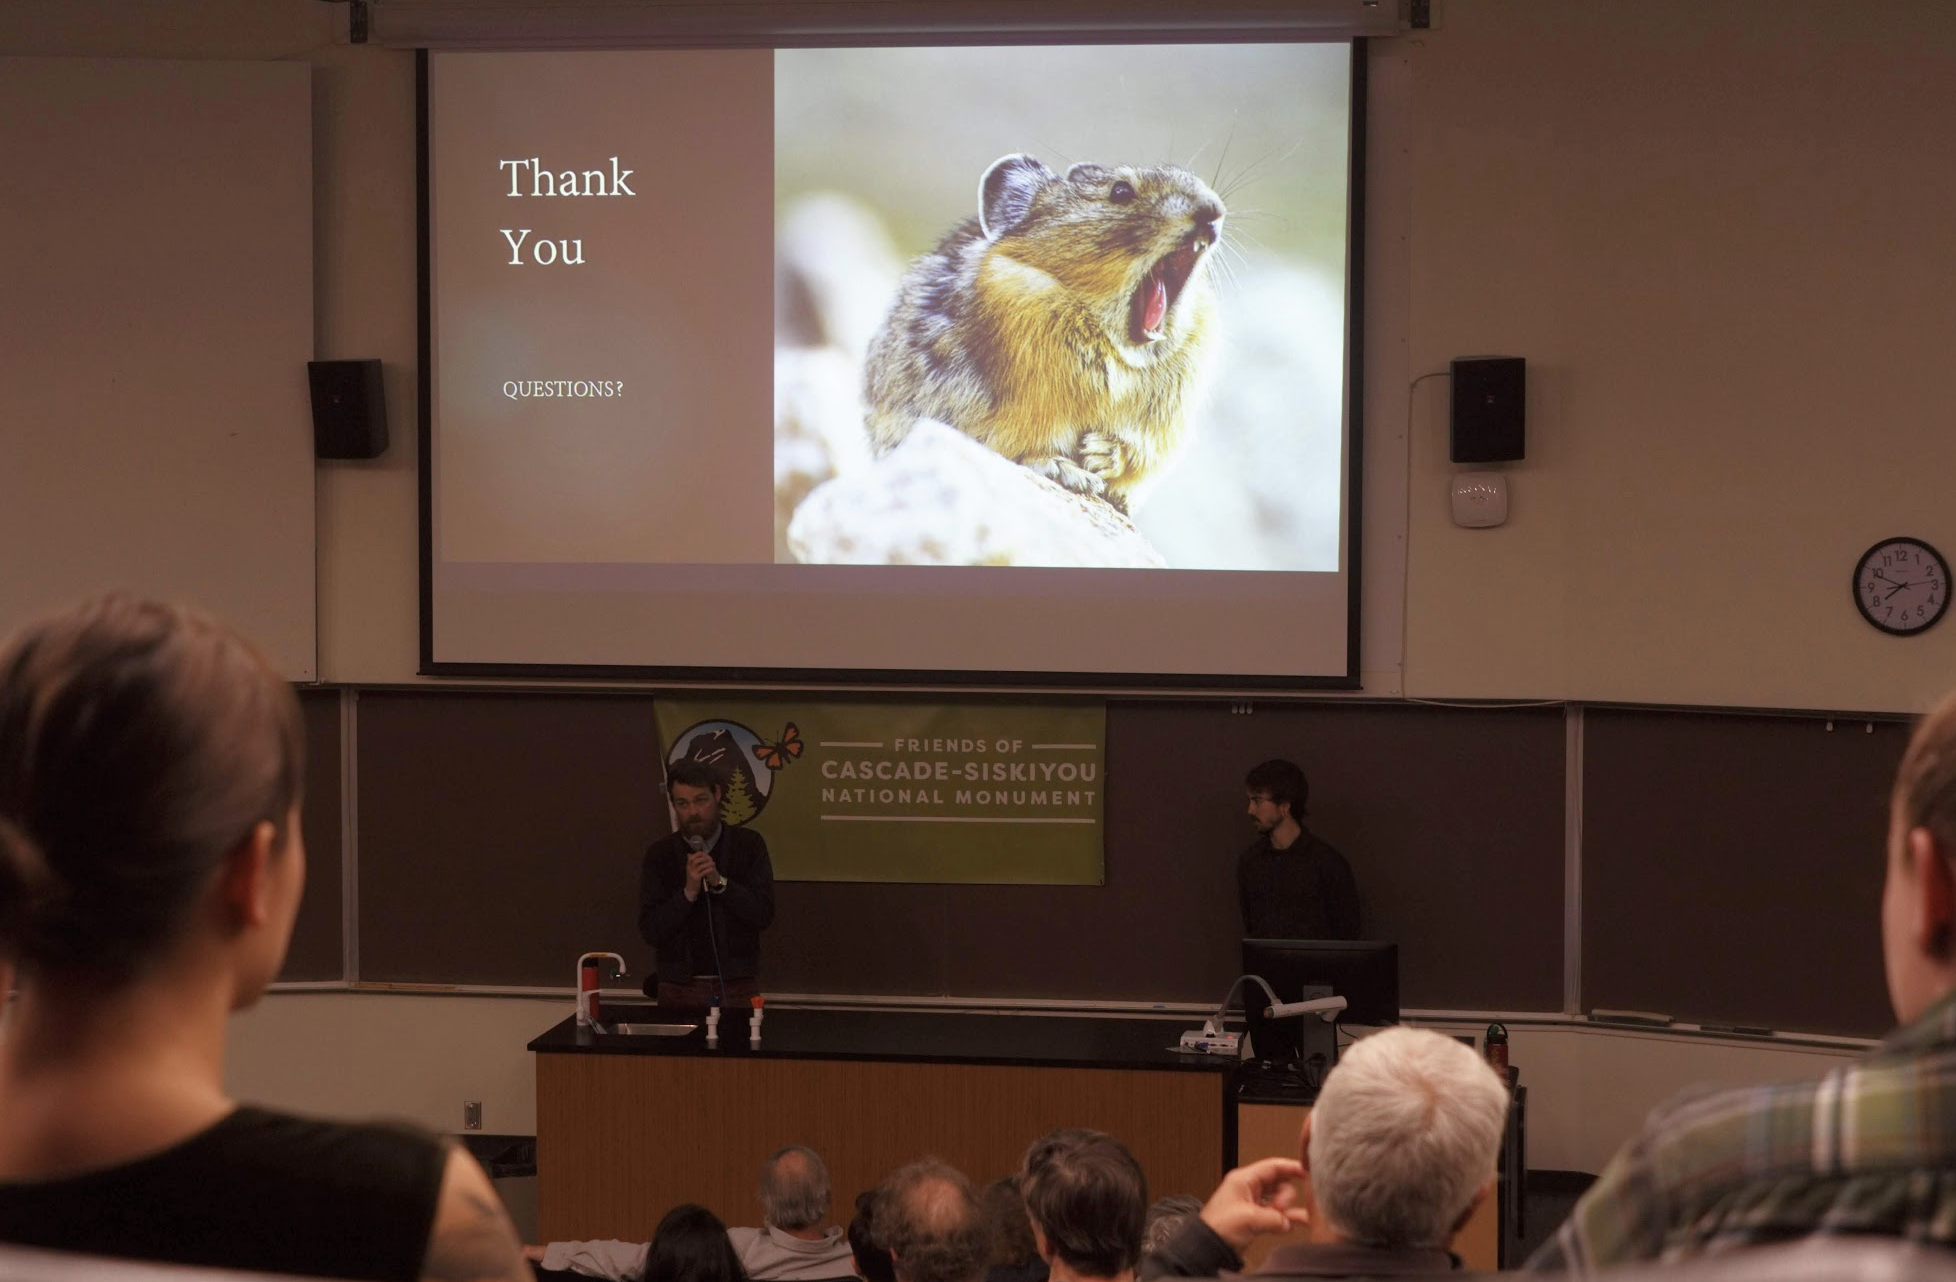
[576,952,628,1030]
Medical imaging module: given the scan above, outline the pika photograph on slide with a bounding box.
[772,44,1352,571]
[864,152,1225,514]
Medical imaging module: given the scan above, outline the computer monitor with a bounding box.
[1240,938,1399,1065]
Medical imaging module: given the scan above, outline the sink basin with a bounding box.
[609,1022,698,1037]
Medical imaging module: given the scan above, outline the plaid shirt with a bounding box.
[1529,991,1956,1271]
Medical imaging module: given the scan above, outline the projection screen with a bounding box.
[422,39,1364,686]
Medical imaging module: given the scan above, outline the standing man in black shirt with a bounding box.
[639,758,776,1009]
[1237,759,1360,940]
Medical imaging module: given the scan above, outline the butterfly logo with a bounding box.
[754,723,803,772]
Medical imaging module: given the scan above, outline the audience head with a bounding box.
[1244,759,1307,820]
[0,595,305,988]
[759,1145,832,1231]
[1139,1195,1202,1257]
[1304,1026,1509,1250]
[643,1203,746,1282]
[876,1158,988,1282]
[1019,1129,1148,1280]
[980,1177,1039,1273]
[850,1188,897,1282]
[1886,690,1956,1022]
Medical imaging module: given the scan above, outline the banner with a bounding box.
[653,699,1105,884]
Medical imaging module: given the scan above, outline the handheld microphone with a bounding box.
[688,831,726,1006]
[687,833,723,893]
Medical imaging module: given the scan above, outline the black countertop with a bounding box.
[528,1004,1238,1075]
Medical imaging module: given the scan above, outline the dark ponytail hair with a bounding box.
[0,595,303,980]
[643,1203,746,1282]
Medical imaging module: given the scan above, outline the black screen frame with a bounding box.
[415,37,1369,690]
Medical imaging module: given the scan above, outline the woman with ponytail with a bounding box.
[0,596,526,1282]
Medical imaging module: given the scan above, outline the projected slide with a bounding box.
[425,44,1359,682]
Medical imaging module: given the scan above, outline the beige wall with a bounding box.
[227,992,559,1137]
[0,3,426,681]
[311,39,424,681]
[1397,2,1956,709]
[0,54,316,674]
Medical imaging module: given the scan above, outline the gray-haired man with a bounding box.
[1145,1027,1509,1278]
[733,1146,857,1279]
[528,1145,853,1280]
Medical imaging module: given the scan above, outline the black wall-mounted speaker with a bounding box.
[1449,356,1525,464]
[308,359,389,460]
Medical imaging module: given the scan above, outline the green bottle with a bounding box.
[1484,1022,1509,1075]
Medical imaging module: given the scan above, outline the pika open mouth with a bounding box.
[1129,240,1204,345]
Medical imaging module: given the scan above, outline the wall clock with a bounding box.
[1854,537,1948,635]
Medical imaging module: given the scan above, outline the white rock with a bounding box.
[776,193,904,362]
[786,421,1167,568]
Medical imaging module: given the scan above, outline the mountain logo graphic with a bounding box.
[665,719,801,826]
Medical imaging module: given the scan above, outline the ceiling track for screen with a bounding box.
[371,0,1411,49]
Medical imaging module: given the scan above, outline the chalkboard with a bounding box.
[1582,708,1905,1038]
[347,692,1567,1010]
[281,689,345,982]
[282,689,1927,1034]
[355,691,664,986]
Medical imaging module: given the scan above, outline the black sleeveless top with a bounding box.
[0,1106,447,1281]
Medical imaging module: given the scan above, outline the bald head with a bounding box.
[877,1159,987,1282]
[760,1145,831,1231]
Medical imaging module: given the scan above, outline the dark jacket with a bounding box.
[1143,1219,1457,1280]
[1238,829,1361,940]
[638,824,776,984]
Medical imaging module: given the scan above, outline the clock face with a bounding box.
[1855,538,1949,635]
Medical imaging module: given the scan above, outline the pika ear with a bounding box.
[978,154,1053,240]
[1064,162,1111,185]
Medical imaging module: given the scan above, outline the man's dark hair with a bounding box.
[760,1145,830,1232]
[876,1158,988,1282]
[1245,759,1308,817]
[1019,1129,1147,1280]
[1141,1195,1203,1257]
[850,1188,897,1282]
[980,1176,1038,1271]
[665,757,724,797]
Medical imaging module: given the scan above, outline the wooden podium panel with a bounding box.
[1234,1102,1499,1272]
[537,1051,1227,1240]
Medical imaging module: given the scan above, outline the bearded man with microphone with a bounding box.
[639,757,777,1010]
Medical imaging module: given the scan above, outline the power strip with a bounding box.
[1178,1029,1242,1055]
